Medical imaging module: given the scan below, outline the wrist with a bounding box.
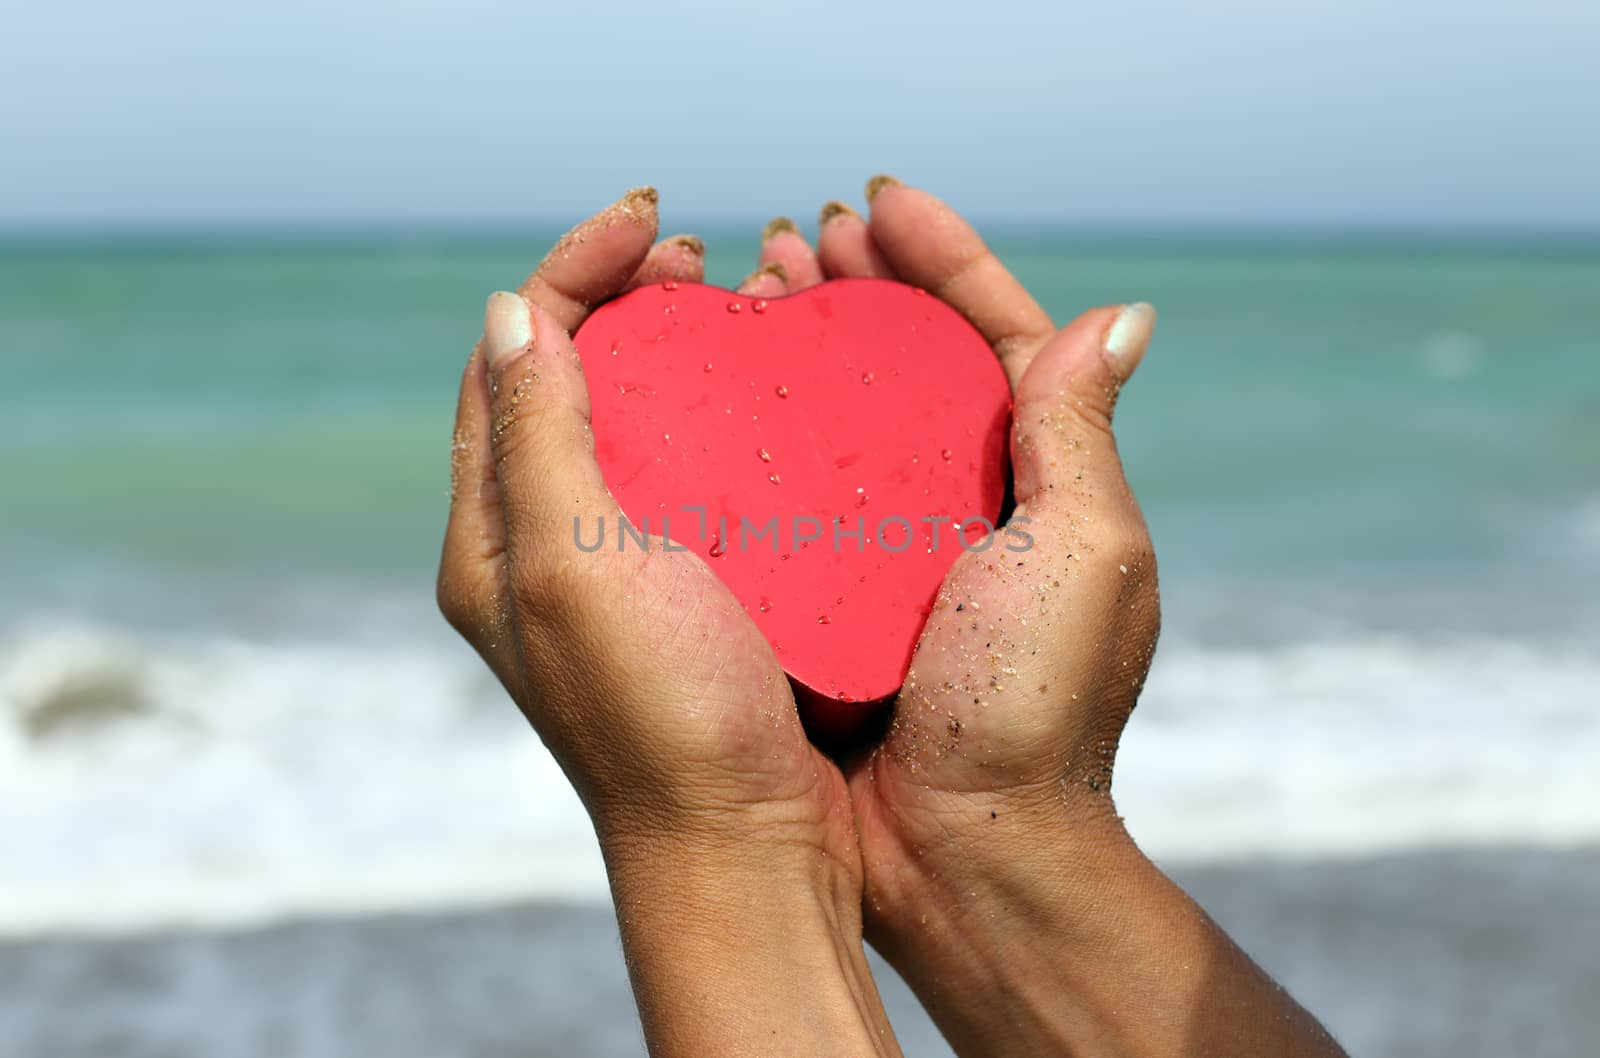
[865,789,1146,953]
[864,796,1345,1057]
[602,830,900,1058]
[602,817,863,933]
[863,791,1179,1051]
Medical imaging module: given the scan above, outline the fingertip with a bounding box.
[619,185,660,225]
[816,202,894,280]
[1013,307,1119,402]
[628,234,706,288]
[523,187,662,330]
[757,222,822,290]
[762,216,799,242]
[818,200,857,228]
[736,262,789,298]
[865,173,903,205]
[1013,304,1154,434]
[666,233,705,256]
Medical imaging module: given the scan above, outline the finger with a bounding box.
[757,217,824,290]
[735,262,789,298]
[627,234,706,289]
[815,201,894,279]
[481,290,620,586]
[519,186,660,333]
[1010,303,1156,509]
[864,175,1056,389]
[437,344,522,681]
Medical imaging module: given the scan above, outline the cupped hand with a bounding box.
[436,190,860,879]
[732,181,1161,907]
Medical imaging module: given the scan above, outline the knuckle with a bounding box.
[1073,518,1155,583]
[488,407,530,467]
[509,548,595,623]
[1058,387,1117,437]
[435,562,478,636]
[486,371,551,465]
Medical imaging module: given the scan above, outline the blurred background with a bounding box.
[2,2,1597,1056]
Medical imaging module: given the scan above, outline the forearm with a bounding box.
[868,804,1344,1057]
[605,833,902,1058]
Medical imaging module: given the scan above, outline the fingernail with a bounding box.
[818,200,857,227]
[1105,302,1156,361]
[865,174,902,203]
[665,233,705,256]
[757,261,787,282]
[483,291,533,370]
[619,186,659,216]
[762,216,798,241]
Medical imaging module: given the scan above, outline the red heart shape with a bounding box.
[574,278,1012,735]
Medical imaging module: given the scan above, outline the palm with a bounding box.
[848,488,1157,866]
[613,544,859,852]
[736,182,1160,904]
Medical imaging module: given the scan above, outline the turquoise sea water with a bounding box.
[4,234,1596,598]
[1,233,1598,942]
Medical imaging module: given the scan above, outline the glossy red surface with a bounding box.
[574,278,1011,727]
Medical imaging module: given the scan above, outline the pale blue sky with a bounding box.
[3,0,1596,229]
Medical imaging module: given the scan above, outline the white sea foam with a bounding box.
[1,618,1596,937]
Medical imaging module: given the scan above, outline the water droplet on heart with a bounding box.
[702,362,714,373]
[758,597,773,613]
[775,385,789,398]
[663,304,676,315]
[941,448,953,461]
[662,281,679,291]
[816,615,832,625]
[910,452,920,464]
[861,371,875,385]
[912,287,928,296]
[610,342,622,357]
[752,299,768,314]
[855,488,869,507]
[767,472,781,485]
[757,448,772,463]
[726,302,743,314]
[708,536,726,558]
[835,596,845,605]
[662,432,671,444]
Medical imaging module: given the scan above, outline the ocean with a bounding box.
[2,231,1597,1055]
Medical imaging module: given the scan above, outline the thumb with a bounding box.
[481,291,620,591]
[1010,302,1155,507]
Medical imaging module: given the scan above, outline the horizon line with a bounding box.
[5,218,1600,252]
